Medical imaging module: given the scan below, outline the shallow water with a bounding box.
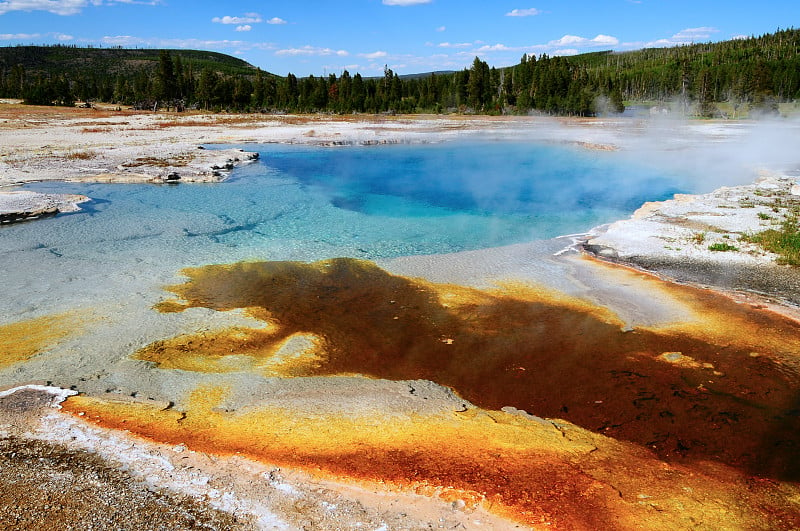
[0,139,698,321]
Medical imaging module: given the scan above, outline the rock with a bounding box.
[582,244,619,259]
[0,207,58,224]
[0,191,90,224]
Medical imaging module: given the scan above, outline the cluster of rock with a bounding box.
[68,148,260,184]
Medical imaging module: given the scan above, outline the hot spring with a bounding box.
[0,137,720,325]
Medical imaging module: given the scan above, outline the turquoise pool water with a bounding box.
[0,138,706,328]
[14,140,692,263]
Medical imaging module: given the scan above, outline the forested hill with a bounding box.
[1,28,798,116]
[566,28,800,111]
[0,46,257,77]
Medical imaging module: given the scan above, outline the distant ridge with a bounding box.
[0,45,263,78]
[398,71,457,80]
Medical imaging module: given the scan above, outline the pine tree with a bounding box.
[156,50,177,104]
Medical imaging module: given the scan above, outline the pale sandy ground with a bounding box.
[2,104,800,529]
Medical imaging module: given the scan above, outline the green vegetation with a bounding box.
[1,28,799,115]
[745,217,800,265]
[708,242,740,252]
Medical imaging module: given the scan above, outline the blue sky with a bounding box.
[0,1,797,76]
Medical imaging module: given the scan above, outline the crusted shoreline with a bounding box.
[0,190,90,224]
[583,171,800,307]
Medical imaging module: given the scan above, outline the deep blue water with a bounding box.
[15,140,692,263]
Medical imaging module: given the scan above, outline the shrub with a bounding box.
[708,242,739,252]
[745,216,800,265]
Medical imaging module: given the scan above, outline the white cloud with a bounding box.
[0,32,41,39]
[506,8,541,17]
[0,0,158,15]
[0,0,95,15]
[464,33,618,59]
[382,0,431,5]
[0,31,75,41]
[212,14,262,25]
[475,43,514,52]
[628,26,721,49]
[275,45,349,57]
[552,35,584,46]
[438,42,472,48]
[360,51,387,59]
[672,26,718,41]
[212,13,285,29]
[100,35,276,52]
[549,34,619,47]
[591,34,619,46]
[436,25,445,32]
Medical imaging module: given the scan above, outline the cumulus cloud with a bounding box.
[629,26,721,49]
[438,42,472,48]
[100,34,275,51]
[275,45,349,57]
[360,51,388,59]
[475,43,514,52]
[550,34,619,47]
[506,8,541,17]
[467,33,619,58]
[212,13,285,30]
[212,14,262,25]
[1,31,73,41]
[0,0,158,15]
[0,32,41,39]
[382,0,431,5]
[673,26,719,41]
[0,0,94,15]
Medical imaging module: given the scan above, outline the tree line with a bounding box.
[1,28,798,116]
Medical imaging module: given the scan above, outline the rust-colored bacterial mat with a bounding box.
[64,386,800,530]
[141,258,800,476]
[0,313,83,369]
[64,258,800,528]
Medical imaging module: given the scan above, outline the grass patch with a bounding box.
[692,232,706,244]
[745,216,800,265]
[64,150,95,160]
[738,198,755,208]
[120,155,194,168]
[758,212,772,220]
[708,242,739,252]
[81,126,112,133]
